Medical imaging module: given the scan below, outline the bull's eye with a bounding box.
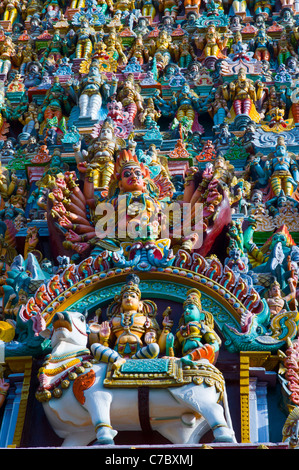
[80,315,85,322]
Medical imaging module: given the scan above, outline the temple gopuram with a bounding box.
[1,0,299,452]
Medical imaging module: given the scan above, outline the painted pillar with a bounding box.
[256,382,269,442]
[0,373,23,448]
[249,377,269,443]
[249,377,258,443]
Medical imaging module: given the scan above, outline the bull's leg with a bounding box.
[83,390,118,445]
[170,385,235,443]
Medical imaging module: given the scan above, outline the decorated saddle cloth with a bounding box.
[104,358,224,391]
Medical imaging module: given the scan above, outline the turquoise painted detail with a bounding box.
[67,280,239,333]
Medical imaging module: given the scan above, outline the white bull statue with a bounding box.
[36,310,236,446]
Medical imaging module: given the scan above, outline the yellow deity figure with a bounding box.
[22,0,43,20]
[0,0,20,24]
[221,68,262,122]
[104,30,127,65]
[196,25,229,61]
[74,117,125,192]
[70,0,85,8]
[91,274,168,369]
[149,29,176,70]
[141,0,156,19]
[0,36,16,74]
[139,97,161,124]
[75,18,96,59]
[114,0,135,10]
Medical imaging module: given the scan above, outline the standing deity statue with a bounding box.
[252,136,299,198]
[74,117,125,192]
[74,18,97,59]
[71,61,118,121]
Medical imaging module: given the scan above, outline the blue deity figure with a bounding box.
[252,136,299,198]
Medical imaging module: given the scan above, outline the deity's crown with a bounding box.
[183,288,202,310]
[276,135,286,147]
[119,274,141,299]
[101,116,115,133]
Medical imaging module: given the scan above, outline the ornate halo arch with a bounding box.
[22,258,258,336]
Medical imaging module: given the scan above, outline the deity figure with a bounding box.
[133,16,151,36]
[158,63,179,85]
[60,148,164,255]
[9,179,27,212]
[15,42,38,74]
[274,30,297,66]
[74,117,124,192]
[104,29,128,66]
[207,87,231,127]
[126,35,150,65]
[148,30,177,70]
[169,82,203,126]
[251,29,273,61]
[0,0,20,24]
[139,143,175,199]
[176,35,198,68]
[38,76,73,135]
[139,97,161,124]
[91,274,168,369]
[73,18,96,59]
[229,31,251,60]
[253,0,275,18]
[71,62,118,121]
[221,68,262,121]
[0,36,16,75]
[140,0,156,19]
[22,0,43,20]
[0,378,9,409]
[266,279,297,319]
[229,15,243,33]
[254,13,266,31]
[116,73,144,123]
[166,289,221,367]
[3,289,28,321]
[262,86,287,123]
[252,136,299,198]
[195,25,229,61]
[40,31,68,64]
[158,0,180,20]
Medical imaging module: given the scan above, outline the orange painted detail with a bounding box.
[73,369,96,405]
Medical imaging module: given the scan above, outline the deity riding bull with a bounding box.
[35,279,236,446]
